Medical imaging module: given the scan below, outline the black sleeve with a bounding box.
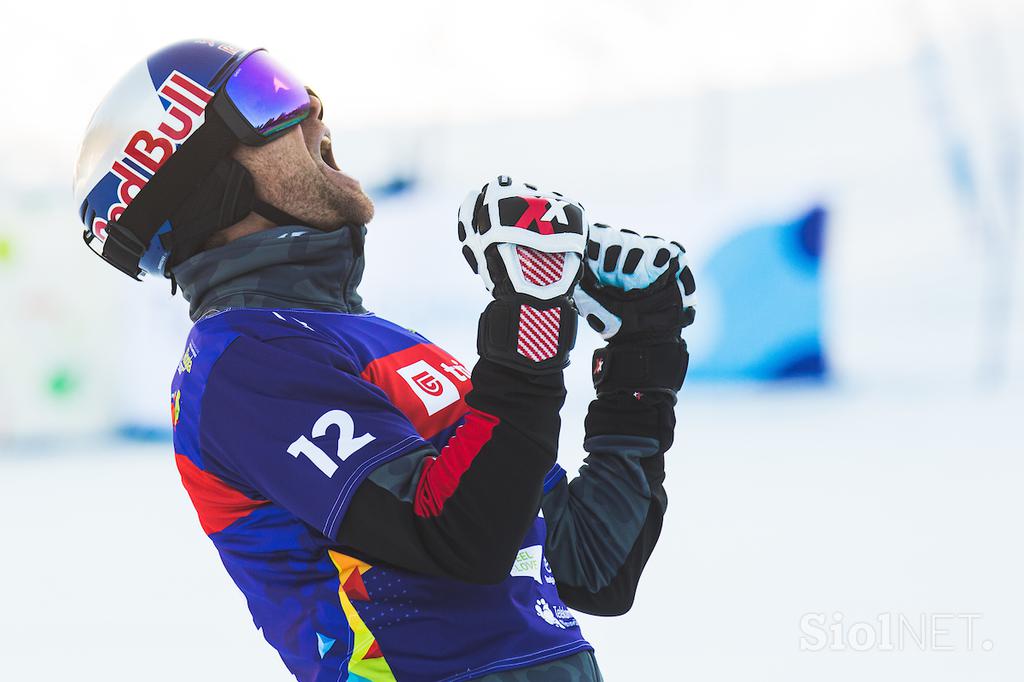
[541,391,675,615]
[333,357,565,584]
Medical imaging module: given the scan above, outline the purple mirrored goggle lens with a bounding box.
[224,50,310,138]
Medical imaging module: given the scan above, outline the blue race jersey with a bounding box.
[171,307,590,681]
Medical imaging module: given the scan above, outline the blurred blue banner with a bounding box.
[690,205,827,382]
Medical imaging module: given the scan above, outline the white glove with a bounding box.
[574,223,696,341]
[457,176,587,300]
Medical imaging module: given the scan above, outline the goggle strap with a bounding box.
[104,111,235,277]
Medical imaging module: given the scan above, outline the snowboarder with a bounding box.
[74,39,696,681]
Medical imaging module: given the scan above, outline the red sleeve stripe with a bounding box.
[413,408,499,518]
[175,454,270,535]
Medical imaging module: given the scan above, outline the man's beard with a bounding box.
[321,176,375,228]
[273,166,375,231]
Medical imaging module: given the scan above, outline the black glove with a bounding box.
[573,223,696,397]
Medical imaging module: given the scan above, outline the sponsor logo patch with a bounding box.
[177,341,198,374]
[534,598,569,629]
[510,545,544,584]
[396,360,459,416]
[361,343,472,438]
[171,389,181,429]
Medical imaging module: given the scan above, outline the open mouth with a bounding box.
[312,129,362,193]
[319,135,340,171]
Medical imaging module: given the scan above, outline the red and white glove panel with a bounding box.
[457,176,587,373]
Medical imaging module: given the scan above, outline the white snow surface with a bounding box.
[1,383,1021,680]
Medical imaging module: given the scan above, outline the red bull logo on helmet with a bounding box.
[91,71,214,241]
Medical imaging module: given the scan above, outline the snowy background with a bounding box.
[2,0,1024,679]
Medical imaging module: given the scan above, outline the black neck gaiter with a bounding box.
[171,224,367,322]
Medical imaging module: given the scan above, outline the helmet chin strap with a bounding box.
[252,199,307,228]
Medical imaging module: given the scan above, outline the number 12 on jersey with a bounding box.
[287,409,376,477]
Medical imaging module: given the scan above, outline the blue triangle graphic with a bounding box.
[316,632,336,659]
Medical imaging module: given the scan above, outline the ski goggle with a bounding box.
[211,49,313,146]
